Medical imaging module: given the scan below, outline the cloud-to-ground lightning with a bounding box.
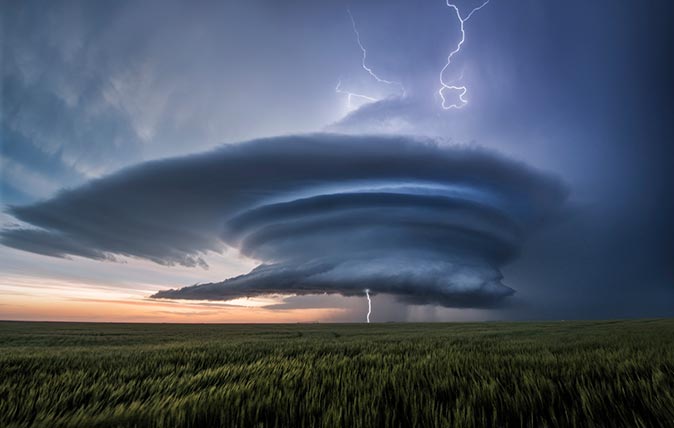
[365,289,372,323]
[439,0,490,109]
[336,9,405,108]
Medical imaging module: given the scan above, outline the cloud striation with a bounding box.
[1,134,567,307]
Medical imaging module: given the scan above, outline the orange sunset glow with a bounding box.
[0,276,348,323]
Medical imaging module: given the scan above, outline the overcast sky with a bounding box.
[1,0,672,322]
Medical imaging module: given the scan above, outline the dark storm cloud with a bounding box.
[153,255,514,308]
[0,0,358,205]
[1,0,671,319]
[1,134,566,307]
[1,1,145,200]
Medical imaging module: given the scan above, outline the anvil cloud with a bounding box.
[2,134,566,307]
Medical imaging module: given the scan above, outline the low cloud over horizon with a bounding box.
[1,134,567,308]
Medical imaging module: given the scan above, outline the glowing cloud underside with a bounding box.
[0,134,566,308]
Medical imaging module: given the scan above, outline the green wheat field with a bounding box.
[1,319,673,427]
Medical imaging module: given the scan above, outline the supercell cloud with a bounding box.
[1,134,567,307]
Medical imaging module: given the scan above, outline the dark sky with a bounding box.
[1,0,672,321]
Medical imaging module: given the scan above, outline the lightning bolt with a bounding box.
[335,79,377,110]
[336,9,405,108]
[365,288,372,323]
[348,9,406,97]
[439,0,490,109]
